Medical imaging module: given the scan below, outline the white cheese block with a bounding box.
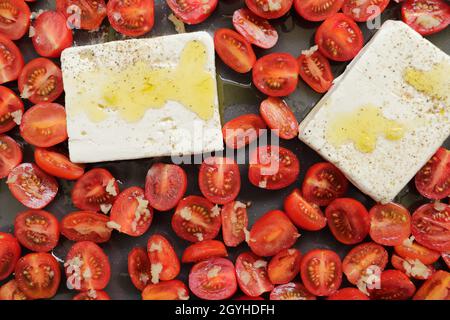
[61,32,223,163]
[299,20,450,203]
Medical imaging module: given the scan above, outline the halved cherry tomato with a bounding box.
[284,189,326,231]
[107,0,154,36]
[222,114,266,149]
[413,270,450,300]
[415,147,450,200]
[248,145,300,190]
[199,156,240,205]
[267,248,302,284]
[325,198,370,245]
[411,203,450,252]
[391,254,434,280]
[302,162,348,207]
[20,103,67,147]
[73,290,111,300]
[0,279,27,300]
[342,242,388,285]
[34,148,84,180]
[0,0,30,40]
[128,247,151,291]
[294,0,344,21]
[65,241,111,291]
[147,234,180,282]
[327,287,369,300]
[56,0,107,30]
[110,186,153,236]
[0,86,23,134]
[297,48,334,93]
[0,33,24,84]
[144,162,187,211]
[182,240,228,263]
[249,210,299,257]
[14,210,60,252]
[245,0,293,19]
[18,58,64,104]
[315,13,364,61]
[15,252,61,299]
[235,252,273,297]
[221,201,248,247]
[142,279,189,300]
[260,97,298,140]
[252,53,299,96]
[172,195,221,242]
[342,0,390,22]
[0,232,21,280]
[72,168,119,212]
[300,249,342,296]
[367,270,416,300]
[232,8,278,49]
[7,163,58,209]
[214,28,256,74]
[0,134,22,179]
[369,203,411,246]
[270,282,316,300]
[442,252,450,268]
[234,295,265,300]
[166,0,218,24]
[401,0,450,35]
[189,257,237,300]
[61,211,112,243]
[394,240,441,265]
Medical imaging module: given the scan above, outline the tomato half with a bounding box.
[221,201,248,247]
[300,249,342,296]
[342,0,390,22]
[367,270,416,300]
[172,195,221,242]
[189,257,237,300]
[142,279,189,300]
[65,241,110,291]
[0,232,21,280]
[252,53,299,96]
[0,134,22,179]
[15,252,61,299]
[235,252,273,297]
[413,270,450,300]
[394,240,440,265]
[442,252,450,268]
[34,148,84,180]
[369,203,411,246]
[342,242,388,285]
[107,0,154,36]
[294,0,344,21]
[61,211,112,243]
[18,58,64,104]
[166,0,218,24]
[248,145,300,190]
[234,295,265,300]
[199,156,240,205]
[0,86,23,134]
[249,210,299,257]
[144,162,187,211]
[128,247,151,291]
[71,168,119,212]
[284,189,326,231]
[110,186,153,236]
[0,280,27,300]
[325,198,370,245]
[391,254,434,280]
[415,147,450,200]
[182,240,228,263]
[327,287,369,300]
[401,0,450,35]
[73,290,111,300]
[147,234,180,282]
[267,248,302,285]
[0,33,24,84]
[214,28,256,74]
[315,13,364,62]
[260,97,298,140]
[222,114,266,149]
[7,163,58,209]
[297,47,334,93]
[56,0,107,30]
[0,0,30,40]
[270,282,316,300]
[245,0,293,19]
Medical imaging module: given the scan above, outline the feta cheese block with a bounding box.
[61,31,223,163]
[298,20,450,203]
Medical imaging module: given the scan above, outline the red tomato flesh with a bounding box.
[0,33,24,84]
[221,200,249,247]
[0,232,21,280]
[235,252,273,297]
[34,148,84,180]
[166,0,218,24]
[327,287,369,300]
[342,0,390,22]
[284,189,327,231]
[245,0,293,19]
[402,0,450,35]
[0,86,24,134]
[369,202,411,246]
[222,114,266,149]
[415,147,450,200]
[270,282,316,300]
[413,270,450,300]
[73,290,111,300]
[61,211,112,243]
[142,279,189,300]
[0,0,30,40]
[107,0,154,36]
[367,270,416,300]
[0,279,27,300]
[56,0,107,30]
[294,0,344,21]
[297,48,334,93]
[0,134,22,179]
[182,240,228,263]
[147,234,180,282]
[394,240,441,265]
[260,97,298,140]
[128,247,151,291]
[267,248,302,285]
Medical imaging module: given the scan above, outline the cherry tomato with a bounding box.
[142,279,189,300]
[172,195,221,243]
[189,257,237,300]
[267,248,302,285]
[401,0,450,35]
[166,0,218,24]
[249,210,299,257]
[391,254,435,280]
[252,53,299,96]
[415,147,450,200]
[300,249,342,296]
[0,86,23,134]
[235,252,273,297]
[413,270,450,300]
[0,33,24,84]
[315,13,364,61]
[107,0,154,36]
[128,247,151,291]
[182,240,228,263]
[367,270,416,300]
[61,211,112,243]
[73,290,111,300]
[442,252,450,269]
[325,198,370,245]
[270,282,316,300]
[147,234,180,282]
[221,201,248,247]
[297,48,334,93]
[7,163,58,209]
[34,148,84,180]
[234,295,265,300]
[260,97,298,140]
[56,0,107,30]
[0,135,22,179]
[222,114,266,149]
[245,0,293,19]
[18,58,64,104]
[144,162,187,211]
[284,189,326,231]
[0,280,27,300]
[0,232,21,280]
[342,0,390,22]
[0,0,30,40]
[248,145,300,190]
[294,0,344,21]
[394,240,441,265]
[369,203,411,246]
[214,28,256,74]
[15,252,61,299]
[327,287,369,300]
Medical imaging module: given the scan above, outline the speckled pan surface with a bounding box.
[1,0,449,300]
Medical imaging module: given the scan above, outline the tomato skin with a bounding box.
[0,134,22,179]
[0,86,24,134]
[413,270,450,300]
[415,147,450,200]
[342,0,390,22]
[56,0,107,31]
[221,201,248,247]
[166,0,218,24]
[147,234,180,282]
[327,287,369,300]
[73,290,111,300]
[284,189,327,231]
[442,252,450,268]
[61,211,112,243]
[34,148,84,180]
[401,0,450,36]
[294,0,344,21]
[234,295,265,300]
[0,232,21,281]
[0,280,27,300]
[142,279,189,300]
[391,254,434,280]
[260,97,298,140]
[369,203,411,246]
[107,0,155,37]
[367,270,416,300]
[270,282,316,300]
[325,198,370,245]
[182,240,228,263]
[267,248,302,285]
[297,48,334,93]
[394,240,441,265]
[222,114,267,150]
[0,33,24,84]
[128,247,151,291]
[245,0,293,19]
[0,0,30,40]
[235,252,273,297]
